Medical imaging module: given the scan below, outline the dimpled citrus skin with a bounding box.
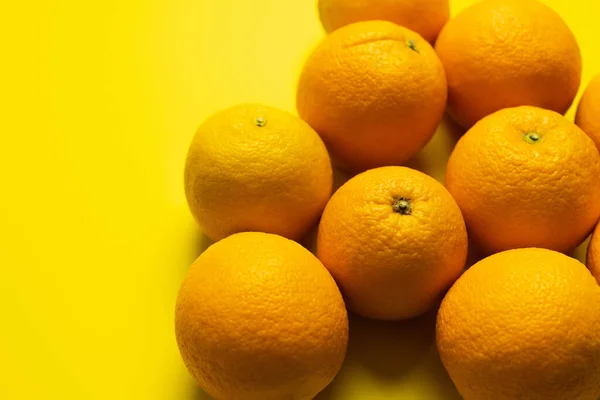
[318,0,449,43]
[576,75,600,151]
[297,21,447,172]
[437,248,600,400]
[435,0,582,128]
[317,166,467,320]
[446,106,600,254]
[586,223,600,285]
[184,104,332,242]
[175,232,349,400]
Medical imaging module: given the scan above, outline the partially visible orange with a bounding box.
[586,222,600,285]
[175,232,348,400]
[446,106,600,254]
[435,0,582,128]
[297,21,447,172]
[317,166,468,320]
[184,104,332,242]
[318,0,449,43]
[576,74,600,150]
[437,248,600,400]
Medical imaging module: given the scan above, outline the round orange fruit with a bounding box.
[318,0,449,43]
[576,74,600,150]
[435,0,582,128]
[586,222,600,285]
[317,166,468,320]
[437,248,600,400]
[297,21,447,172]
[446,106,600,254]
[175,232,349,400]
[184,104,332,242]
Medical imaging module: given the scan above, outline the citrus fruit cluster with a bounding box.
[175,1,600,399]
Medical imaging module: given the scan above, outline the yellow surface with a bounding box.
[1,1,597,399]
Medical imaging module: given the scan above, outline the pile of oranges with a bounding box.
[175,1,600,399]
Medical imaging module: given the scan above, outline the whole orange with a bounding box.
[586,222,600,285]
[175,232,349,400]
[297,21,447,172]
[437,248,600,400]
[184,104,332,242]
[446,106,600,254]
[576,74,600,150]
[317,166,467,320]
[435,0,582,128]
[318,0,449,43]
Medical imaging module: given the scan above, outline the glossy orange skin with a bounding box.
[184,104,332,241]
[438,248,600,400]
[435,0,581,128]
[297,21,447,172]
[446,106,600,254]
[576,74,600,151]
[175,232,349,400]
[318,0,449,43]
[317,166,468,320]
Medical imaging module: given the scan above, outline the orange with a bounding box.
[175,232,349,400]
[586,222,600,285]
[576,74,600,150]
[446,106,600,254]
[437,248,600,400]
[184,104,332,242]
[297,21,447,172]
[318,0,449,43]
[435,0,582,128]
[317,166,468,320]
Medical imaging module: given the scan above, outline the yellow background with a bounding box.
[1,1,598,398]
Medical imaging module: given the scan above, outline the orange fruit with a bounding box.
[317,166,468,320]
[576,74,600,150]
[184,104,332,242]
[318,0,449,43]
[175,232,349,400]
[446,106,600,254]
[437,248,600,400]
[297,21,447,172]
[586,222,600,285]
[435,0,582,128]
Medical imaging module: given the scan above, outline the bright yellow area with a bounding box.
[0,1,597,399]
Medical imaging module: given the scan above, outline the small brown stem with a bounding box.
[255,117,267,127]
[392,197,412,215]
[406,39,419,53]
